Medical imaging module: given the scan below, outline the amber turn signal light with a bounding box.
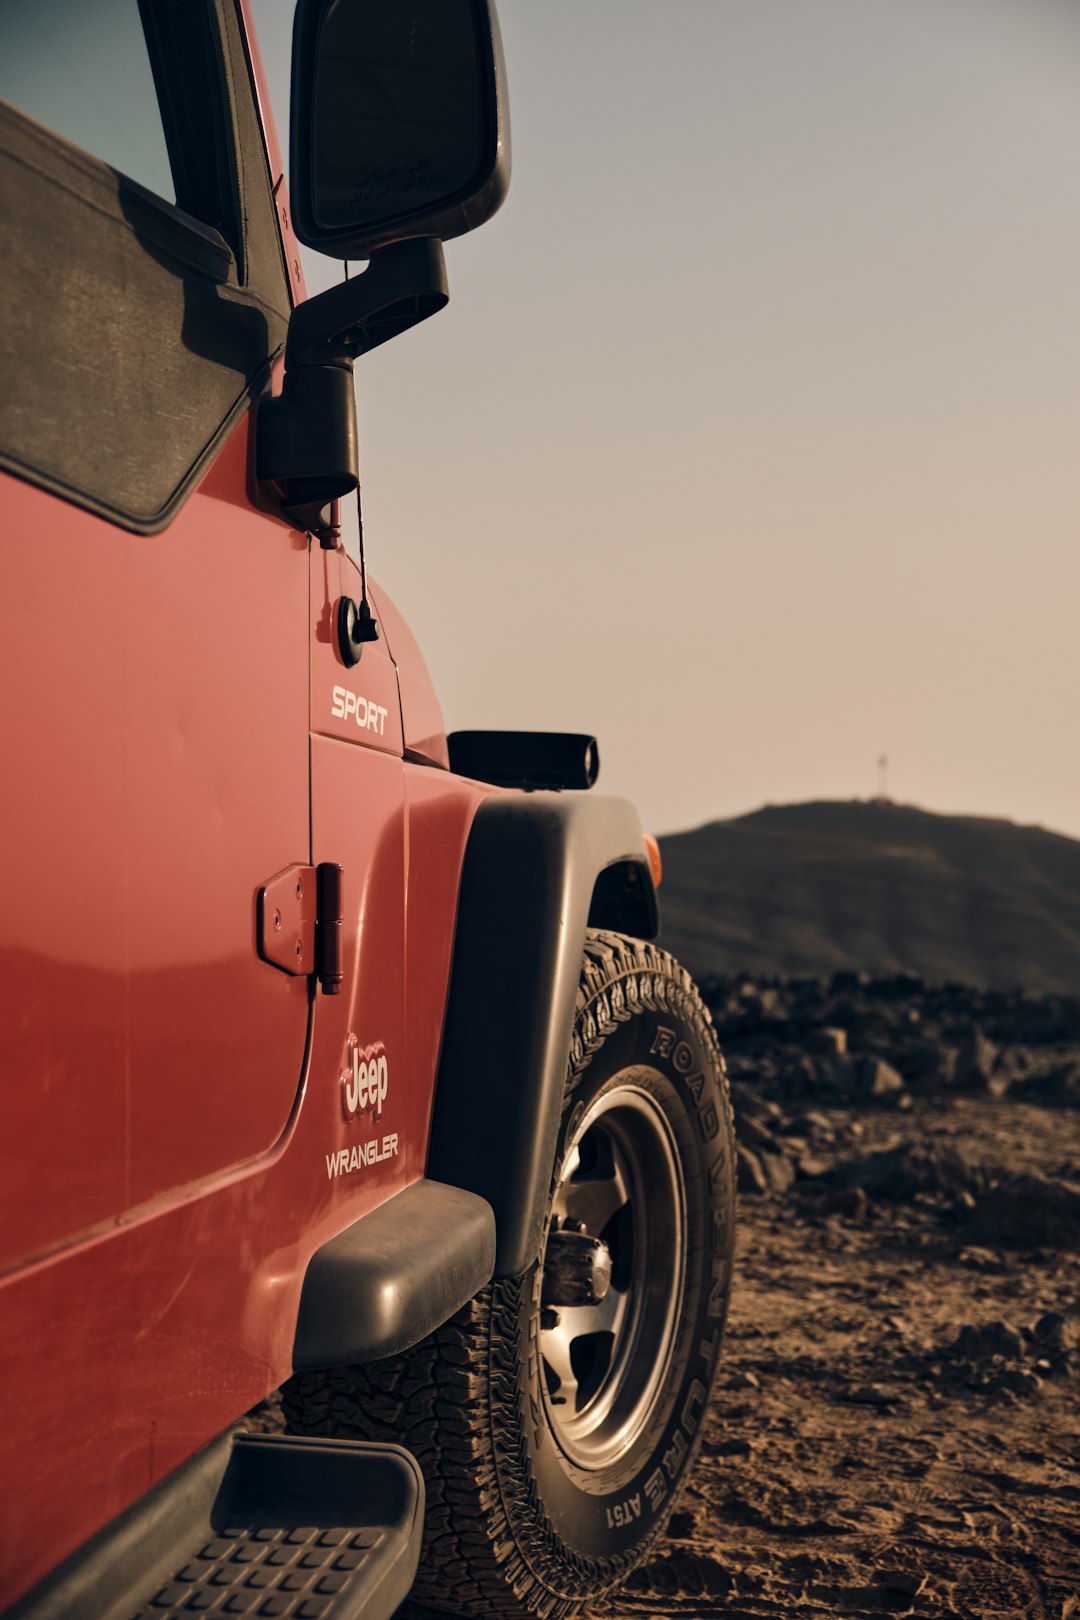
[643,833,662,888]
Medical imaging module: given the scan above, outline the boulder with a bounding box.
[1032,1311,1080,1358]
[954,1026,999,1090]
[901,1039,959,1090]
[737,1113,776,1152]
[1041,1060,1080,1107]
[855,1056,906,1099]
[785,1108,836,1141]
[795,1153,833,1180]
[736,1145,768,1196]
[779,1053,820,1093]
[954,1319,1026,1362]
[733,1085,783,1126]
[758,1150,796,1197]
[963,1173,1080,1249]
[830,1141,988,1202]
[807,1027,847,1056]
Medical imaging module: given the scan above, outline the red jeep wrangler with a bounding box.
[0,3,736,1616]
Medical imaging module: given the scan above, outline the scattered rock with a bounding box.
[737,1144,769,1196]
[759,1150,796,1196]
[842,1383,895,1406]
[789,1108,836,1141]
[796,1153,833,1180]
[735,1086,784,1126]
[879,1569,928,1599]
[737,1113,776,1152]
[830,1141,987,1202]
[954,1027,999,1090]
[991,1045,1030,1093]
[666,1509,697,1539]
[962,1172,1080,1249]
[781,1053,820,1092]
[1030,1060,1080,1108]
[727,1369,760,1390]
[1001,1367,1043,1398]
[808,1026,848,1055]
[818,1184,870,1220]
[1033,1311,1080,1358]
[956,1245,1004,1271]
[856,1056,906,1099]
[954,1319,1026,1362]
[709,1435,755,1457]
[902,1040,959,1089]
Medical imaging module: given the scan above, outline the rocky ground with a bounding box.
[597,973,1080,1620]
[258,975,1080,1619]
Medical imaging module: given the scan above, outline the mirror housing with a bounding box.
[291,0,510,260]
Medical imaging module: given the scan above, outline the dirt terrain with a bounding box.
[259,974,1080,1619]
[597,975,1080,1620]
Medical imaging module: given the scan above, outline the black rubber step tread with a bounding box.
[9,1433,423,1620]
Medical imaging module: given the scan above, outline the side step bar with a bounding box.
[8,1432,423,1620]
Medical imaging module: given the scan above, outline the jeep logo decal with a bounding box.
[341,1037,389,1121]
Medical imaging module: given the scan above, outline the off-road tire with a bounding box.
[283,929,736,1617]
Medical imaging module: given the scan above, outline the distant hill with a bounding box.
[657,801,1080,994]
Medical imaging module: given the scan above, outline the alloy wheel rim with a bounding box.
[539,1077,687,1469]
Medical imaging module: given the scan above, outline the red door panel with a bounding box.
[0,424,311,1268]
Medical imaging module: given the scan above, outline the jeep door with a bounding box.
[0,0,311,1266]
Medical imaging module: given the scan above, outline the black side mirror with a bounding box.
[290,0,510,260]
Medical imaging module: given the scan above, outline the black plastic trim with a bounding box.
[447,729,600,791]
[292,1179,496,1370]
[588,856,659,937]
[426,792,658,1277]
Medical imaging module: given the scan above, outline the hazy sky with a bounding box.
[257,0,1080,839]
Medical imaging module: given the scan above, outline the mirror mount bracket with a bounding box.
[257,239,448,535]
[285,237,449,370]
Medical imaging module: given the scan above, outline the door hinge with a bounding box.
[315,862,343,996]
[258,862,343,995]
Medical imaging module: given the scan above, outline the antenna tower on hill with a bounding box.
[874,754,891,804]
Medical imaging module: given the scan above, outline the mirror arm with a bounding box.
[284,237,449,369]
[257,238,449,537]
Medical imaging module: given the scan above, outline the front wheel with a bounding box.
[284,930,737,1617]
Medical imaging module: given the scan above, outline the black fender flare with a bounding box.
[426,792,658,1277]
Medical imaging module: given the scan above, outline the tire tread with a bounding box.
[284,930,733,1618]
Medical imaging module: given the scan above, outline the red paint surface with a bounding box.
[0,8,496,1606]
[372,578,451,767]
[0,507,488,1601]
[0,424,311,1269]
[311,547,404,756]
